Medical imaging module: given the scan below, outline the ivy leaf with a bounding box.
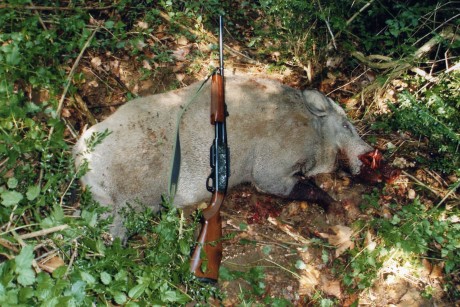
[80,271,95,286]
[26,185,40,201]
[113,292,127,304]
[7,177,18,189]
[15,245,36,286]
[128,283,147,299]
[1,190,23,207]
[100,271,112,285]
[162,290,189,303]
[69,280,86,303]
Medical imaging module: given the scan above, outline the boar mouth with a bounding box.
[358,149,401,184]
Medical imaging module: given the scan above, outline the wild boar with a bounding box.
[73,75,392,238]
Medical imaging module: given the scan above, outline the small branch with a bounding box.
[19,224,69,240]
[267,216,310,245]
[346,0,376,26]
[435,179,460,209]
[0,237,19,253]
[445,62,460,73]
[315,0,337,49]
[64,239,79,278]
[71,93,97,126]
[56,26,99,119]
[351,51,401,69]
[402,171,444,198]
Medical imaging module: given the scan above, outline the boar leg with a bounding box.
[288,179,336,210]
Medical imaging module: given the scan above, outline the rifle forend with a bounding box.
[210,72,225,124]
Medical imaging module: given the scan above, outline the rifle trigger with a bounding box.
[206,174,215,192]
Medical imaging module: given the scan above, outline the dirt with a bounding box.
[217,180,445,306]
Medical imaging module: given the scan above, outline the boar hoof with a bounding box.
[288,179,336,211]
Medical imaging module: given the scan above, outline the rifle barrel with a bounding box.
[219,15,224,77]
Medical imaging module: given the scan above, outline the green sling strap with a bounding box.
[168,71,216,200]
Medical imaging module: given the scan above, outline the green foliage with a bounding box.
[386,72,460,172]
[334,192,460,299]
[220,265,290,305]
[1,199,220,305]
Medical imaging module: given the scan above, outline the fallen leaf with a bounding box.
[321,275,342,299]
[298,264,320,296]
[137,21,149,29]
[88,80,98,88]
[175,73,185,82]
[430,262,444,279]
[142,60,152,70]
[172,47,190,61]
[39,255,65,273]
[319,225,354,257]
[90,56,102,69]
[408,189,416,199]
[364,230,376,251]
[177,36,188,46]
[61,108,71,118]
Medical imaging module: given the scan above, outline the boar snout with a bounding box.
[358,149,400,183]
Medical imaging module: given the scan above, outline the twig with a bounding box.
[0,237,19,253]
[327,0,375,48]
[402,171,444,198]
[352,26,457,71]
[12,231,41,273]
[267,217,310,245]
[70,93,97,126]
[346,0,376,26]
[264,257,302,279]
[64,239,79,278]
[56,26,99,119]
[316,0,337,49]
[19,224,69,240]
[39,25,99,186]
[435,179,460,209]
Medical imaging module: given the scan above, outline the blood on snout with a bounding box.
[358,149,400,184]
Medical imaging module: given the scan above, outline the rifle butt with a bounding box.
[190,194,224,282]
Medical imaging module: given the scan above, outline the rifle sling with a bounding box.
[168,72,216,200]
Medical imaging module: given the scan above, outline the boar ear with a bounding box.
[302,90,331,117]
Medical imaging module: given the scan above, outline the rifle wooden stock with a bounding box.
[210,73,225,124]
[190,192,224,281]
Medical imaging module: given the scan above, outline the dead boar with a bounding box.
[73,75,393,238]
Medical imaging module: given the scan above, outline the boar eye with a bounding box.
[342,122,352,132]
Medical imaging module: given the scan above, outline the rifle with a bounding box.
[190,15,229,283]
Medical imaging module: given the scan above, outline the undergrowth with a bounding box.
[331,192,460,301]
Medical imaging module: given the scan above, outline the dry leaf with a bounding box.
[364,230,376,252]
[142,60,152,70]
[321,275,342,299]
[90,56,102,69]
[88,80,98,88]
[298,264,320,296]
[61,108,71,118]
[175,73,185,82]
[39,255,65,273]
[430,262,444,279]
[177,36,188,46]
[137,21,149,29]
[172,47,190,61]
[408,189,416,199]
[319,225,354,257]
